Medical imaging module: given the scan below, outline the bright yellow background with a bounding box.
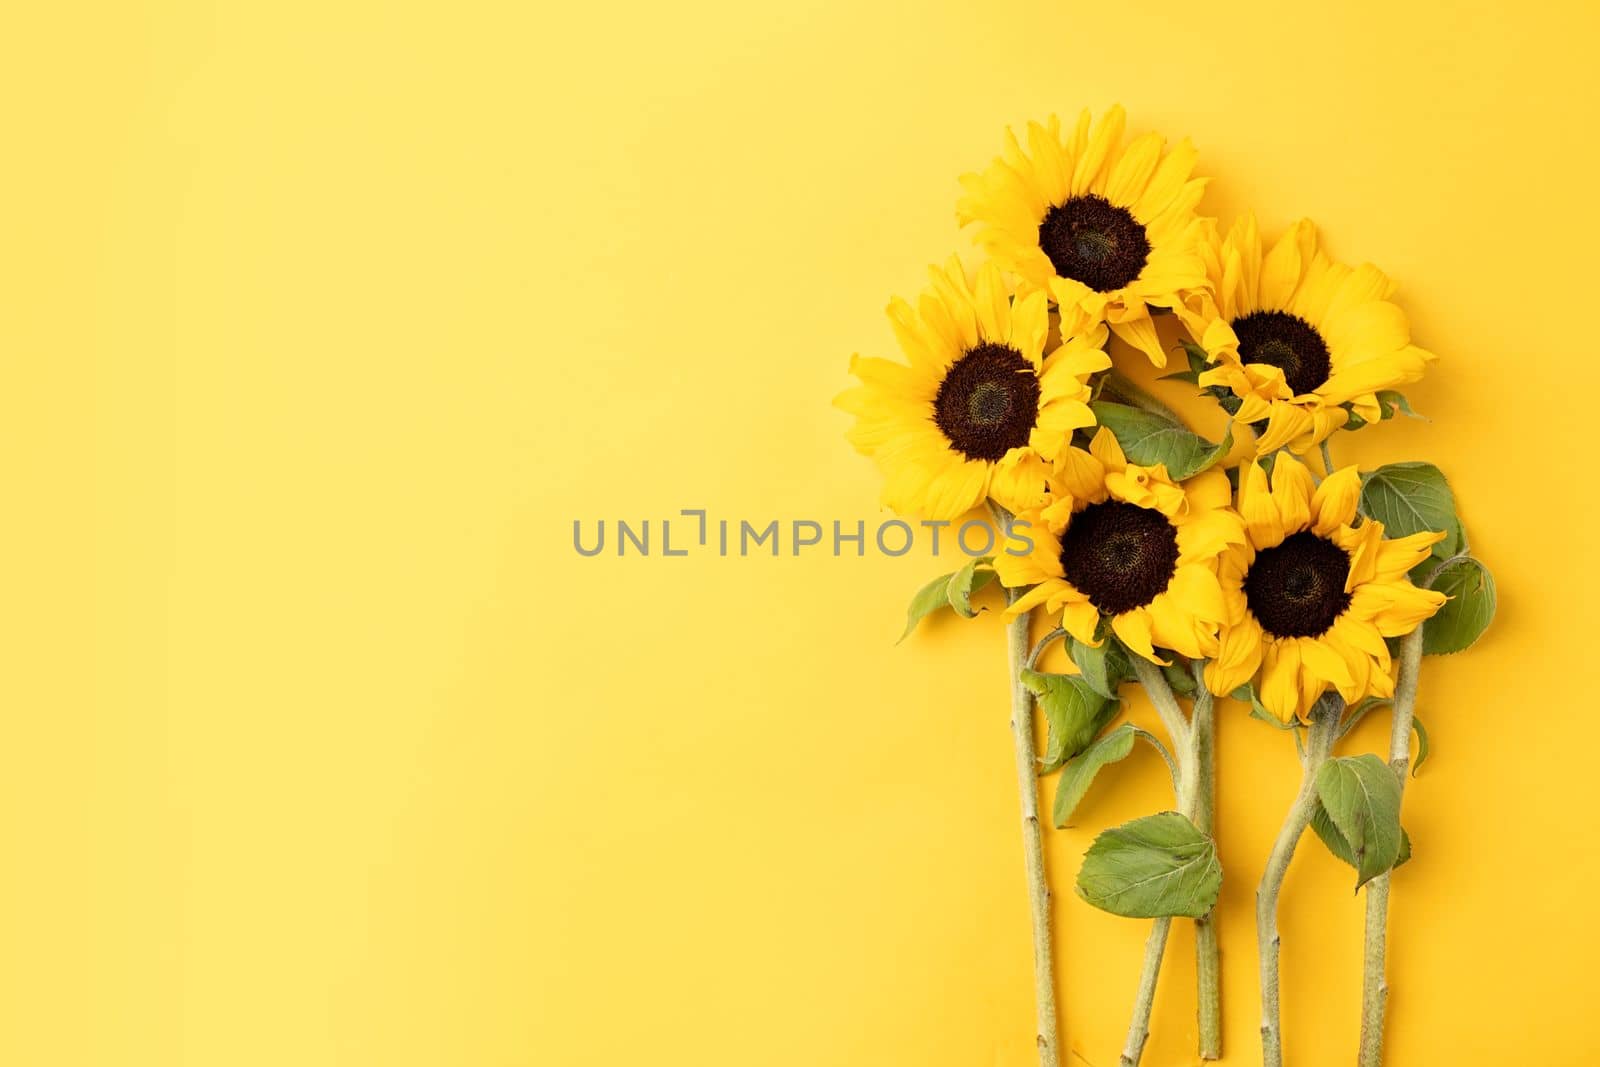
[4,2,1596,1064]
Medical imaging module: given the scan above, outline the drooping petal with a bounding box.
[1049,445,1107,504]
[1205,614,1265,696]
[1112,606,1168,665]
[1088,426,1127,472]
[1310,465,1362,534]
[1268,453,1315,534]
[992,514,1065,587]
[1258,639,1303,723]
[1238,459,1286,548]
[1059,599,1101,645]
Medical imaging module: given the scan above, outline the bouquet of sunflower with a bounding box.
[836,107,1496,1067]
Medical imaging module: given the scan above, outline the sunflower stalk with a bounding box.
[1189,658,1222,1060]
[1004,586,1063,1067]
[1357,627,1424,1066]
[1257,697,1342,1067]
[1117,657,1206,1067]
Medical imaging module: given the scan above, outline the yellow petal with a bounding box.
[1059,600,1101,645]
[1112,607,1168,665]
[1238,459,1285,548]
[988,448,1052,515]
[1257,219,1317,310]
[1106,131,1162,205]
[973,261,1011,345]
[1165,563,1227,621]
[922,458,990,521]
[993,514,1064,587]
[1108,314,1167,367]
[1297,636,1354,691]
[1253,403,1314,455]
[1010,289,1050,367]
[1320,626,1373,704]
[1373,530,1449,581]
[1089,426,1127,471]
[1258,639,1302,723]
[1049,445,1107,503]
[1177,509,1247,564]
[1205,614,1265,696]
[1269,453,1315,534]
[1183,468,1233,511]
[1310,465,1362,534]
[1352,581,1448,638]
[1071,105,1125,194]
[1340,520,1386,591]
[1005,578,1068,616]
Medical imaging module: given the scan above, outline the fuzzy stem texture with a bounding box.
[1358,628,1424,1066]
[1190,672,1222,1060]
[1257,701,1341,1067]
[1005,591,1062,1067]
[1117,658,1201,1067]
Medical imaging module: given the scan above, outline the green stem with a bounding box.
[1257,699,1341,1067]
[1028,627,1066,671]
[1190,664,1221,1060]
[1358,628,1424,1066]
[1320,439,1335,477]
[1119,917,1173,1067]
[1118,658,1200,1067]
[1005,590,1063,1067]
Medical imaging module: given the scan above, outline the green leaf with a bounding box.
[1311,801,1411,871]
[1314,755,1404,889]
[1023,669,1119,772]
[1088,401,1233,481]
[898,561,995,640]
[1075,812,1223,918]
[899,573,953,642]
[1376,390,1424,421]
[1423,557,1496,655]
[1162,660,1198,698]
[1359,462,1461,557]
[1213,390,1243,418]
[1411,714,1430,776]
[1053,724,1138,827]
[946,557,995,619]
[1068,635,1129,700]
[1160,341,1210,384]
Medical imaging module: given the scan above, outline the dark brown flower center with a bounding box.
[1244,530,1352,638]
[932,343,1041,462]
[1058,501,1179,615]
[1037,195,1150,293]
[1232,311,1331,396]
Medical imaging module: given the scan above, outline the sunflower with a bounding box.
[956,105,1208,368]
[1202,454,1448,722]
[1178,216,1437,455]
[836,258,1110,520]
[992,427,1245,663]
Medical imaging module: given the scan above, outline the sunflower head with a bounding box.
[1203,454,1449,722]
[993,427,1245,663]
[957,106,1209,369]
[1179,216,1437,456]
[834,258,1110,520]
